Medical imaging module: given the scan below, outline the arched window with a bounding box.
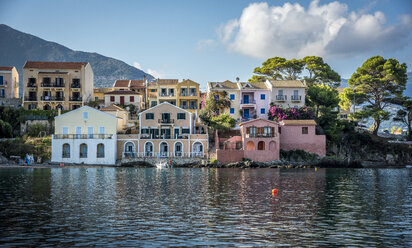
[145,142,153,157]
[257,141,265,150]
[80,143,88,158]
[56,104,63,110]
[192,142,203,157]
[246,141,255,151]
[43,104,51,110]
[62,143,70,158]
[175,142,183,156]
[97,143,104,158]
[124,142,135,158]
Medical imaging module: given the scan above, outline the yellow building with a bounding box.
[23,61,94,110]
[206,80,241,119]
[0,66,19,99]
[93,87,112,101]
[176,79,201,115]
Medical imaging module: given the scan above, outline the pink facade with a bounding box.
[240,89,271,120]
[215,130,243,163]
[240,118,280,162]
[279,120,326,156]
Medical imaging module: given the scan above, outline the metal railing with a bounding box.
[276,95,287,101]
[41,82,65,87]
[160,93,174,97]
[27,83,37,88]
[246,133,275,138]
[70,97,82,101]
[291,95,301,101]
[24,96,37,101]
[158,119,174,124]
[123,152,205,158]
[241,99,256,104]
[41,96,65,101]
[71,83,81,88]
[53,134,114,139]
[139,134,190,139]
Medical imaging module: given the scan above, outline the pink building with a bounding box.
[279,120,326,156]
[215,130,244,163]
[239,118,280,162]
[238,82,271,120]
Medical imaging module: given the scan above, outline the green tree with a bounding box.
[349,56,407,135]
[339,87,367,117]
[0,120,13,138]
[209,114,236,133]
[392,97,412,140]
[306,84,340,118]
[199,92,235,132]
[302,56,341,87]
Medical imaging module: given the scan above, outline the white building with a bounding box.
[51,106,117,165]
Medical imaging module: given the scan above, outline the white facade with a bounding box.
[265,80,306,108]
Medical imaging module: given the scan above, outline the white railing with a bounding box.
[123,152,205,158]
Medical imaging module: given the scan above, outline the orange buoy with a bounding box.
[272,189,278,195]
[60,163,64,167]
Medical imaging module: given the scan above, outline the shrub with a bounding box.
[209,158,218,164]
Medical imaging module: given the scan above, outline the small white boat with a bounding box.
[406,165,412,168]
[156,161,170,169]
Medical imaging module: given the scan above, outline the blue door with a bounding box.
[244,109,250,118]
[243,95,249,104]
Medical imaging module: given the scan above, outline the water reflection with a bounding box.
[0,167,410,246]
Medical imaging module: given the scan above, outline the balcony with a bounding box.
[276,95,287,101]
[241,99,256,104]
[140,133,188,139]
[180,92,188,96]
[123,152,204,158]
[24,96,37,101]
[41,96,65,101]
[27,83,37,88]
[291,95,302,102]
[159,93,174,97]
[70,83,81,88]
[189,92,197,96]
[54,82,65,88]
[158,119,174,124]
[41,82,65,87]
[70,97,82,102]
[53,134,114,139]
[246,133,275,138]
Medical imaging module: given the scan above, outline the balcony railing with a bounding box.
[241,99,256,104]
[70,97,82,102]
[53,134,114,139]
[41,96,65,101]
[41,82,65,87]
[71,83,81,88]
[246,133,275,138]
[123,152,205,158]
[54,82,65,87]
[291,95,301,101]
[27,83,37,88]
[276,95,287,101]
[158,119,174,124]
[160,93,174,97]
[140,134,189,139]
[190,92,197,96]
[180,92,188,96]
[24,96,37,101]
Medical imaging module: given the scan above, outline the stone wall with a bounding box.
[216,150,243,163]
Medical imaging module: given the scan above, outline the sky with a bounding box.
[0,0,411,88]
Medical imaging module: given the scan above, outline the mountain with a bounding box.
[0,24,154,90]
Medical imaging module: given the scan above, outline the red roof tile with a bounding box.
[130,80,144,88]
[23,61,88,69]
[157,79,178,85]
[0,66,14,70]
[113,80,130,88]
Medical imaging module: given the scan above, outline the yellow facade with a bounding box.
[0,67,19,99]
[206,80,241,119]
[93,87,112,101]
[23,61,94,111]
[176,79,201,115]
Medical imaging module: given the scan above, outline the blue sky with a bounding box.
[1,0,411,88]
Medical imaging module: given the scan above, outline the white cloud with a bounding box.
[147,68,162,79]
[197,39,217,50]
[133,61,163,78]
[133,62,142,70]
[217,0,412,59]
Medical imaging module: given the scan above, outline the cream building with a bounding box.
[100,104,129,132]
[104,90,142,110]
[0,66,19,99]
[206,80,241,119]
[51,106,117,165]
[116,102,208,159]
[23,61,94,110]
[265,80,306,108]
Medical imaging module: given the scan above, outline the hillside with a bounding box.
[0,24,154,90]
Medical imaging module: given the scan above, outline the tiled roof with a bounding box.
[100,104,126,112]
[104,90,141,95]
[23,61,88,69]
[239,118,278,126]
[269,80,306,88]
[130,80,145,88]
[113,80,130,88]
[0,66,14,70]
[247,81,269,89]
[157,79,178,85]
[281,119,317,126]
[209,80,239,90]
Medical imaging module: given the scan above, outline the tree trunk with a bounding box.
[408,124,412,141]
[373,118,380,135]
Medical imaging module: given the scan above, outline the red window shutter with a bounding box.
[110,96,115,102]
[130,96,134,102]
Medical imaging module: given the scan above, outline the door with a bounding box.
[244,109,250,118]
[243,94,249,104]
[76,127,81,138]
[120,96,125,105]
[160,142,168,157]
[88,127,93,138]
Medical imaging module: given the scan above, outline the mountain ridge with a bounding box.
[0,24,154,90]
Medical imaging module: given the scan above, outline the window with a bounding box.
[0,75,3,85]
[257,141,265,150]
[169,88,175,96]
[151,89,155,92]
[146,113,154,120]
[302,127,308,134]
[99,127,105,135]
[62,127,69,135]
[0,89,4,97]
[83,111,88,119]
[230,94,235,100]
[278,127,281,134]
[260,108,265,114]
[182,128,190,134]
[110,96,115,102]
[80,143,88,158]
[141,128,149,134]
[260,94,265,100]
[88,127,93,138]
[177,113,186,120]
[230,108,235,114]
[95,96,99,101]
[130,96,134,102]
[151,101,157,107]
[97,144,105,158]
[76,127,81,138]
[62,144,70,158]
